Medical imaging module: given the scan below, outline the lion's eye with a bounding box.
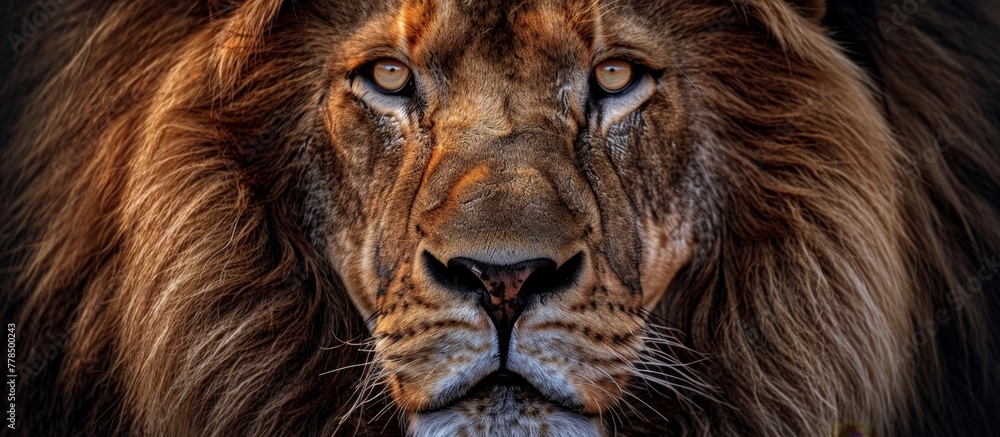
[593,59,634,94]
[369,58,412,94]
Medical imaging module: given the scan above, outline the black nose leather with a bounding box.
[422,251,584,361]
[424,252,584,323]
[450,257,555,323]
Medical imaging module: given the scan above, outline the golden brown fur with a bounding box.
[1,0,998,435]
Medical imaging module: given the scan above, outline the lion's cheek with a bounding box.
[508,305,645,414]
[639,217,694,310]
[374,307,497,412]
[328,227,380,321]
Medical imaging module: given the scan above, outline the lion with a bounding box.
[1,0,998,435]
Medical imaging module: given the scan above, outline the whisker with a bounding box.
[319,361,377,376]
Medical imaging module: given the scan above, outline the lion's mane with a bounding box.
[1,0,998,435]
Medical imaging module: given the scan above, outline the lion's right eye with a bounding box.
[367,58,412,95]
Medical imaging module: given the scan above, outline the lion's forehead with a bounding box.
[396,0,602,55]
[349,0,656,92]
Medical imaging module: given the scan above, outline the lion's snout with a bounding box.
[412,131,599,269]
[367,131,643,419]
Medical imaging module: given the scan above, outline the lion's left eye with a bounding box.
[593,59,634,94]
[367,58,412,95]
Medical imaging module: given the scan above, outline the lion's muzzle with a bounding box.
[366,126,643,434]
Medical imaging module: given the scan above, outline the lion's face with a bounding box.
[15,0,997,433]
[306,1,708,433]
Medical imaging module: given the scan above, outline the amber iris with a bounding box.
[371,58,411,93]
[594,59,633,93]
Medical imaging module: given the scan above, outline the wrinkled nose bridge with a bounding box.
[447,162,496,203]
[426,132,567,215]
[451,164,553,206]
[413,128,591,271]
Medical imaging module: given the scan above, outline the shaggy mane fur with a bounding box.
[1,0,998,435]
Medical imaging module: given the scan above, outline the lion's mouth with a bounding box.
[421,369,588,416]
[471,370,533,391]
[410,368,603,437]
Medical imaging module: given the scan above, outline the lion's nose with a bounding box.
[451,257,554,324]
[422,251,584,331]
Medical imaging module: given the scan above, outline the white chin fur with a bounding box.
[407,387,603,437]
